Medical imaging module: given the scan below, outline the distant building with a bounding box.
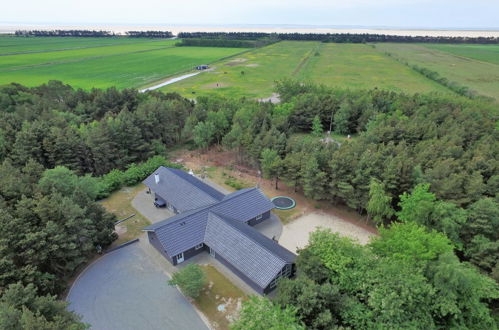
[143,167,296,294]
[195,65,209,70]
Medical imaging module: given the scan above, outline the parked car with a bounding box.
[154,198,166,208]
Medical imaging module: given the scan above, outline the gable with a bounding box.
[205,213,289,288]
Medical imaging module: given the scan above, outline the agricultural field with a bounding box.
[164,41,451,98]
[0,36,151,55]
[423,44,499,65]
[0,36,247,89]
[2,36,496,100]
[375,43,499,101]
[299,43,449,93]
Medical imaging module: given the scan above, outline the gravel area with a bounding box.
[67,243,208,330]
[253,213,283,240]
[279,212,375,253]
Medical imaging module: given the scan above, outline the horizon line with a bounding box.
[2,21,499,32]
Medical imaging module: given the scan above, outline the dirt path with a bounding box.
[140,72,201,92]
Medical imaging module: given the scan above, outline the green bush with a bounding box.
[96,156,182,199]
[168,264,206,299]
[224,176,250,190]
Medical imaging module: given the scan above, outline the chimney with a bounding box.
[154,173,160,184]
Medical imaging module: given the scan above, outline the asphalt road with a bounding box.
[67,243,208,330]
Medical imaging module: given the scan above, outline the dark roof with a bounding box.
[211,188,275,223]
[143,167,296,289]
[143,167,224,213]
[212,212,296,264]
[205,213,294,288]
[143,186,275,257]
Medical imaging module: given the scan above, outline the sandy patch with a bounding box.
[245,63,259,67]
[258,92,280,104]
[279,212,375,253]
[114,224,127,235]
[225,58,247,66]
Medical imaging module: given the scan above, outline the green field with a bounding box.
[423,44,499,65]
[0,36,157,55]
[299,43,448,93]
[375,43,499,101]
[0,37,247,89]
[163,41,319,98]
[0,40,176,70]
[2,37,496,99]
[164,41,450,98]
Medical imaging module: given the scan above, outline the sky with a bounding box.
[2,0,499,29]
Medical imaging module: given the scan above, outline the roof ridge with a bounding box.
[223,186,257,199]
[143,203,213,231]
[163,167,223,198]
[209,211,289,264]
[146,185,263,231]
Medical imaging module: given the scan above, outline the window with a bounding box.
[255,214,263,221]
[195,243,204,250]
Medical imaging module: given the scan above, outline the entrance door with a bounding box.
[209,247,216,258]
[176,252,184,263]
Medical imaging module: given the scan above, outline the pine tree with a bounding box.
[311,115,323,137]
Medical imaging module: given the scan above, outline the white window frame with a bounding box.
[255,214,263,221]
[176,252,184,263]
[195,243,204,250]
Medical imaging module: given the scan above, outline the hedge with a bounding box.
[97,156,182,199]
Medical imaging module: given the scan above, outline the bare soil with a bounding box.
[258,92,281,103]
[225,58,248,66]
[279,212,375,254]
[173,148,378,242]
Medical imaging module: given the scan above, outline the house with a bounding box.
[195,64,209,70]
[143,167,296,294]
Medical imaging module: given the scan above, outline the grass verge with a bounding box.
[195,265,247,330]
[99,183,151,246]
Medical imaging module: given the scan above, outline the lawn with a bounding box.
[423,43,499,66]
[195,265,247,330]
[164,41,450,99]
[0,37,247,89]
[375,43,499,101]
[99,183,151,246]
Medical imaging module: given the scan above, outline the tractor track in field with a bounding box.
[291,43,322,77]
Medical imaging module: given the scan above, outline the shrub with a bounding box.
[224,176,250,190]
[96,156,182,199]
[168,264,206,299]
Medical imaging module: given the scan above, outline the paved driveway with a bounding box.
[67,242,208,330]
[132,189,174,223]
